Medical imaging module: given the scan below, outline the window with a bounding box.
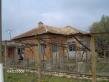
[40,44,46,54]
[52,44,59,52]
[69,44,76,51]
[17,47,24,60]
[68,42,76,51]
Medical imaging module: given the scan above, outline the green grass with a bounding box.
[4,72,109,82]
[43,76,91,82]
[4,72,37,82]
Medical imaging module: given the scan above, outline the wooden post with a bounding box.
[35,34,42,82]
[49,38,52,69]
[75,39,79,73]
[59,40,63,69]
[90,35,96,82]
[4,41,7,66]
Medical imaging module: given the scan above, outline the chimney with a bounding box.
[38,21,44,28]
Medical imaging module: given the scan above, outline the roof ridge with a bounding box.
[12,24,86,40]
[64,26,85,33]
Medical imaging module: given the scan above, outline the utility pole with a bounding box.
[0,0,4,82]
[90,35,96,82]
[0,0,2,63]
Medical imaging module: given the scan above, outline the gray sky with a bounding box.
[2,0,109,40]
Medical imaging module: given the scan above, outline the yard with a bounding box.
[4,72,109,82]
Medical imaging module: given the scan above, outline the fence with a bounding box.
[2,33,109,82]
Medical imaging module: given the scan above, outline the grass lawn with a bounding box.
[4,72,37,82]
[4,72,109,82]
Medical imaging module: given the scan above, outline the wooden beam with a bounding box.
[4,41,7,66]
[90,35,96,82]
[72,35,90,51]
[75,37,80,73]
[35,35,42,82]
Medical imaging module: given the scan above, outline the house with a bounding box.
[4,22,91,68]
[2,41,23,65]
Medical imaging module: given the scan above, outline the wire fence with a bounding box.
[2,34,109,82]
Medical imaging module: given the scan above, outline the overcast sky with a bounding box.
[2,0,109,40]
